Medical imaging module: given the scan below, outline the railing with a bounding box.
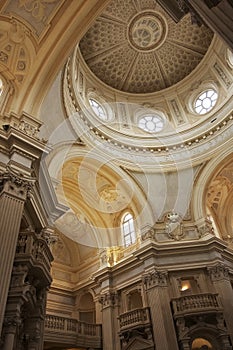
[16,231,53,275]
[44,314,102,338]
[119,307,151,331]
[172,293,222,317]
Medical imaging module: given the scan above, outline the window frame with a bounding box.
[121,212,136,247]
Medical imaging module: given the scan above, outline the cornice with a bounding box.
[63,39,233,170]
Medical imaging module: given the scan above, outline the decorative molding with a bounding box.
[165,211,184,240]
[3,0,61,38]
[65,52,233,164]
[79,0,213,93]
[170,98,185,125]
[3,112,43,140]
[197,218,214,237]
[141,226,156,241]
[213,62,232,89]
[0,20,32,84]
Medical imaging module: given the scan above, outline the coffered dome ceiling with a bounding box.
[79,0,214,94]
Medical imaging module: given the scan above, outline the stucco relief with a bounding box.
[2,0,61,37]
[51,236,71,266]
[0,20,34,83]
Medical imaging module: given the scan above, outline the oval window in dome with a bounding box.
[194,89,218,115]
[138,114,164,133]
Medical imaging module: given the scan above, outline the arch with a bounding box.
[127,289,143,311]
[192,149,233,222]
[179,322,231,350]
[192,337,213,350]
[77,292,96,323]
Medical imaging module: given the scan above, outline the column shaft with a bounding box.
[0,178,29,334]
[209,265,233,344]
[144,271,179,350]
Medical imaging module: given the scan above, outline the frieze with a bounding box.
[18,120,39,138]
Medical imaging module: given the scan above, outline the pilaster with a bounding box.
[99,291,120,350]
[0,170,34,334]
[143,269,179,350]
[208,263,233,343]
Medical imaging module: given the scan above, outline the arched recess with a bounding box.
[192,337,214,350]
[127,289,143,311]
[76,291,96,323]
[188,324,230,350]
[192,148,233,235]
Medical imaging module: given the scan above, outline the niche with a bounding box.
[78,292,95,323]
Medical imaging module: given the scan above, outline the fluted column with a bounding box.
[0,170,33,334]
[99,291,119,350]
[208,264,233,343]
[143,270,179,350]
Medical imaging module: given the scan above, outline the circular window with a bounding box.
[138,114,164,133]
[89,98,107,120]
[194,89,218,115]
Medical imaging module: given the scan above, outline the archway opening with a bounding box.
[192,338,213,350]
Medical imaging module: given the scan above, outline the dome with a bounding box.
[79,0,213,94]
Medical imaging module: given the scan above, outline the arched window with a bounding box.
[121,212,136,247]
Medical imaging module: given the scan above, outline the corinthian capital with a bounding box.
[99,291,119,308]
[143,270,168,290]
[208,264,229,281]
[0,167,35,199]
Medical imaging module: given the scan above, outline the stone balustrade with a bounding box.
[172,293,222,317]
[119,307,151,331]
[44,314,102,348]
[45,314,102,336]
[15,231,53,279]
